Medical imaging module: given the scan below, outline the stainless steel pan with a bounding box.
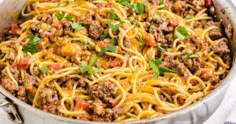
[0,0,236,124]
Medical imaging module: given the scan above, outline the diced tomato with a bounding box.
[94,8,107,17]
[1,78,8,89]
[108,98,116,107]
[110,57,123,68]
[116,46,122,54]
[11,24,19,34]
[38,43,44,50]
[74,98,90,112]
[97,58,109,68]
[50,64,63,71]
[97,41,109,48]
[201,69,214,80]
[171,19,179,27]
[184,37,191,43]
[205,0,212,7]
[38,37,49,50]
[18,58,30,69]
[52,24,59,29]
[145,34,156,47]
[59,19,67,25]
[25,83,33,92]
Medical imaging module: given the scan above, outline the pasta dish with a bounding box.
[0,0,233,122]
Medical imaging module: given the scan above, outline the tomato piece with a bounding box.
[11,24,19,34]
[38,37,49,50]
[201,69,214,80]
[52,24,59,29]
[74,98,90,112]
[18,58,30,69]
[38,43,44,50]
[59,20,67,25]
[108,98,116,107]
[110,57,123,68]
[50,64,63,71]
[116,46,122,54]
[94,8,107,17]
[25,83,33,92]
[205,0,212,7]
[97,58,109,68]
[171,19,179,27]
[1,78,8,89]
[145,34,156,47]
[184,37,191,43]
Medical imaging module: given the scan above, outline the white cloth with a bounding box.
[224,102,236,124]
[204,80,236,124]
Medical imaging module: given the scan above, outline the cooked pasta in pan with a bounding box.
[0,0,233,122]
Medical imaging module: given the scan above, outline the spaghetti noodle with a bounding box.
[0,0,232,122]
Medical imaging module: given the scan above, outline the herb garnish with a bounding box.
[69,22,84,31]
[185,15,195,19]
[175,25,189,40]
[118,0,147,14]
[98,44,117,56]
[107,21,124,31]
[100,29,109,40]
[149,58,176,78]
[109,9,119,20]
[41,66,49,73]
[23,34,41,54]
[182,53,199,59]
[55,12,72,21]
[80,54,100,73]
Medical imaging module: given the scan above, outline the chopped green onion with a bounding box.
[175,25,189,40]
[41,66,49,73]
[182,53,199,59]
[98,44,117,56]
[69,22,83,31]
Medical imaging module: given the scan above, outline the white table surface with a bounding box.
[1,0,236,124]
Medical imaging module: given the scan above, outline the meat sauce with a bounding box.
[0,0,232,122]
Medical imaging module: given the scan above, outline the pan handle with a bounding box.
[0,93,23,124]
